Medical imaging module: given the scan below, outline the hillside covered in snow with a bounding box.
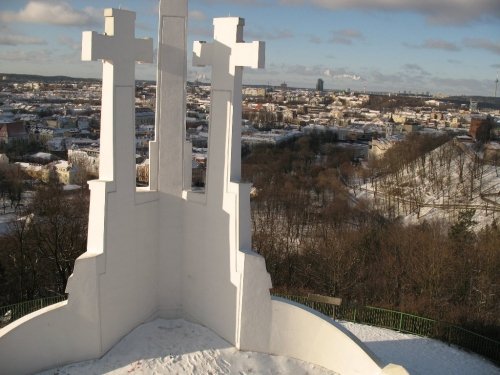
[358,139,499,229]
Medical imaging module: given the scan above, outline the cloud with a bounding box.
[360,66,432,92]
[329,29,364,45]
[356,66,492,95]
[404,38,460,51]
[0,23,46,46]
[463,38,500,55]
[402,63,430,75]
[324,68,361,80]
[197,0,269,5]
[254,60,490,95]
[308,35,322,44]
[247,29,294,40]
[0,49,53,63]
[431,77,493,94]
[366,69,405,85]
[57,35,79,50]
[492,63,500,69]
[0,0,101,27]
[279,0,500,25]
[283,64,325,76]
[279,64,362,81]
[188,25,213,38]
[189,10,206,21]
[136,22,154,32]
[0,33,46,46]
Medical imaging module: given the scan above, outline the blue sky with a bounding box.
[0,0,499,95]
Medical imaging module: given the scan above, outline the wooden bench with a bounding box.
[307,294,342,319]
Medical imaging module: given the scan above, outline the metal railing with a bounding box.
[0,295,67,329]
[274,294,500,364]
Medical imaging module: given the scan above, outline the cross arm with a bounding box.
[193,41,213,67]
[81,31,153,63]
[82,31,112,62]
[233,41,265,69]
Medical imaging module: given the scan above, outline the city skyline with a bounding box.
[0,0,499,96]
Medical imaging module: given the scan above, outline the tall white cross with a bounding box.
[82,8,152,187]
[193,17,264,199]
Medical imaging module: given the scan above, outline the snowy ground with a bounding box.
[38,319,337,375]
[38,318,499,375]
[339,322,499,375]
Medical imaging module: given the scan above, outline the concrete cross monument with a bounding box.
[82,8,153,187]
[193,17,264,196]
[0,3,407,375]
[187,17,272,351]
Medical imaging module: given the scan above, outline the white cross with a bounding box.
[82,8,153,184]
[193,17,264,88]
[82,8,152,72]
[192,17,265,192]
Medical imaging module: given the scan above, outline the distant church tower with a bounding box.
[316,78,324,92]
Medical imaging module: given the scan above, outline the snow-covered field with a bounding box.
[38,318,499,375]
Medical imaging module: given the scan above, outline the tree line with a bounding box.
[243,132,499,340]
[0,171,88,306]
[0,131,497,341]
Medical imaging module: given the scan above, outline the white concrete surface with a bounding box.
[270,298,408,375]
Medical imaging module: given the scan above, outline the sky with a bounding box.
[0,0,499,96]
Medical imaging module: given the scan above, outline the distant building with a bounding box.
[135,108,155,126]
[369,136,402,159]
[316,78,324,92]
[16,160,78,185]
[0,122,28,143]
[403,121,420,133]
[242,87,266,97]
[68,147,100,177]
[45,116,77,129]
[51,160,78,185]
[469,115,493,142]
[469,100,478,113]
